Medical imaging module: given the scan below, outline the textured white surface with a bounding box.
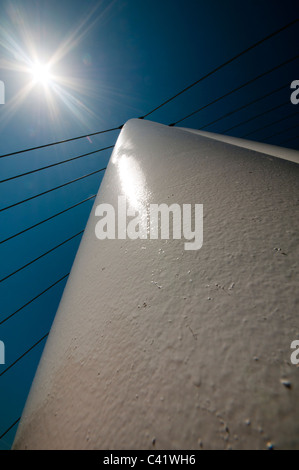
[184,129,299,164]
[13,119,299,450]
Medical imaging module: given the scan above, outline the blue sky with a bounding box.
[0,0,298,449]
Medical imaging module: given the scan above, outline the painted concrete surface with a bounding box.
[183,129,299,165]
[13,119,299,450]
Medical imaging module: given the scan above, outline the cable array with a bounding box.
[0,146,113,184]
[169,55,298,127]
[0,194,96,245]
[0,167,106,213]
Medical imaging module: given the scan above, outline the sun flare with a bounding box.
[0,1,104,128]
[31,62,52,85]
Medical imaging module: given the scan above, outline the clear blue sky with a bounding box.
[0,0,298,449]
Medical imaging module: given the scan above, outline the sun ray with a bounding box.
[0,81,35,130]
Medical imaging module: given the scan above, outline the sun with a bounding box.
[31,62,52,86]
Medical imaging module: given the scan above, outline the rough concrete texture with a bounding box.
[13,119,299,450]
